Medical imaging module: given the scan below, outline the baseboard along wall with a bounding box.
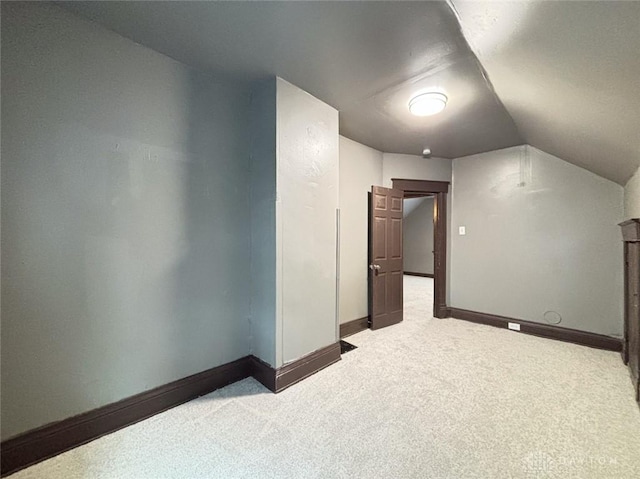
[5,306,620,476]
[448,307,622,352]
[339,316,369,338]
[1,343,341,477]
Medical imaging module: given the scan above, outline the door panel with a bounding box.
[374,274,386,311]
[389,272,403,312]
[391,196,403,212]
[369,186,404,330]
[391,218,402,259]
[373,217,387,260]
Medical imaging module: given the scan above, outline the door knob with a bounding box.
[369,264,381,271]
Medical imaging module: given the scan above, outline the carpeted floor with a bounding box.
[10,276,640,478]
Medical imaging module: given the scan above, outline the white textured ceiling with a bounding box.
[57,1,639,184]
[452,0,640,185]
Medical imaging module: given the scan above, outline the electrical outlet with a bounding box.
[459,226,466,235]
[508,322,521,331]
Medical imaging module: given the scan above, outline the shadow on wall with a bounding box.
[1,1,254,453]
[170,70,253,379]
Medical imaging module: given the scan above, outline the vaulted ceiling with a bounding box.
[59,1,639,185]
[452,1,640,184]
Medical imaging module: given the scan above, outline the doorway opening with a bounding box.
[393,179,449,319]
[403,194,436,319]
[367,179,449,333]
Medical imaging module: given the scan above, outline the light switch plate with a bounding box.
[459,226,466,235]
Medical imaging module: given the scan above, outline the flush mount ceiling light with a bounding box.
[409,92,448,117]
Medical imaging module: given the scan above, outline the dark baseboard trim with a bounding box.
[249,342,341,393]
[403,271,434,278]
[448,307,622,352]
[2,342,343,476]
[276,342,341,392]
[249,355,276,392]
[1,357,253,477]
[340,316,369,338]
[435,304,450,319]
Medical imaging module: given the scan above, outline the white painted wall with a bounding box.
[338,137,383,324]
[276,79,339,365]
[1,2,252,440]
[450,145,624,336]
[403,197,435,275]
[624,165,640,220]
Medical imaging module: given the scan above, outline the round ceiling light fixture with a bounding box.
[409,92,448,117]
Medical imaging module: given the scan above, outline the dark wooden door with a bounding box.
[627,242,639,401]
[369,186,403,330]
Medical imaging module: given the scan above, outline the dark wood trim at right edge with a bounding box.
[623,241,630,364]
[433,191,448,318]
[448,307,622,351]
[619,219,640,365]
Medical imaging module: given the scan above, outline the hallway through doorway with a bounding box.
[403,275,434,320]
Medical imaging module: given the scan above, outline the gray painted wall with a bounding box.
[1,2,252,440]
[403,198,434,275]
[338,137,383,324]
[276,78,339,365]
[450,145,624,336]
[247,78,339,366]
[249,79,277,366]
[624,165,640,221]
[382,153,451,187]
[403,197,426,218]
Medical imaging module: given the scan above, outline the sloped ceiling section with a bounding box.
[56,1,638,184]
[452,0,640,185]
[58,1,522,160]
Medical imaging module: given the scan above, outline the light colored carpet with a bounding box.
[10,276,640,478]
